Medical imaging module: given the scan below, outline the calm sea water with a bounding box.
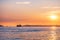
[0,27,60,40]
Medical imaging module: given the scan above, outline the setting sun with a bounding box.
[50,15,57,20]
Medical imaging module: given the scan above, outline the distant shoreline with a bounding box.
[17,25,60,27]
[1,25,60,27]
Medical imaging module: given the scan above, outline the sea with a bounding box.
[0,27,60,40]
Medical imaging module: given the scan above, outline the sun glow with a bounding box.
[50,15,57,20]
[49,11,59,20]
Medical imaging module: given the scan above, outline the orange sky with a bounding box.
[0,0,60,26]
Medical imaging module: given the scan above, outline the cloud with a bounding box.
[40,7,60,9]
[16,2,31,4]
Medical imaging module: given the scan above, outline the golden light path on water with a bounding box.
[49,26,57,40]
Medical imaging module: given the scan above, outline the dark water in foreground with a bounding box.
[0,27,60,40]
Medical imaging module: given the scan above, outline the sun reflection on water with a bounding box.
[51,26,56,30]
[49,26,57,40]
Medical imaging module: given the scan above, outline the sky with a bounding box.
[0,0,60,26]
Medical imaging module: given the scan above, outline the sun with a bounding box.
[50,15,57,20]
[50,15,57,19]
[49,11,59,20]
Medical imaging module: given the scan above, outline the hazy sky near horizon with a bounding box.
[0,0,60,26]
